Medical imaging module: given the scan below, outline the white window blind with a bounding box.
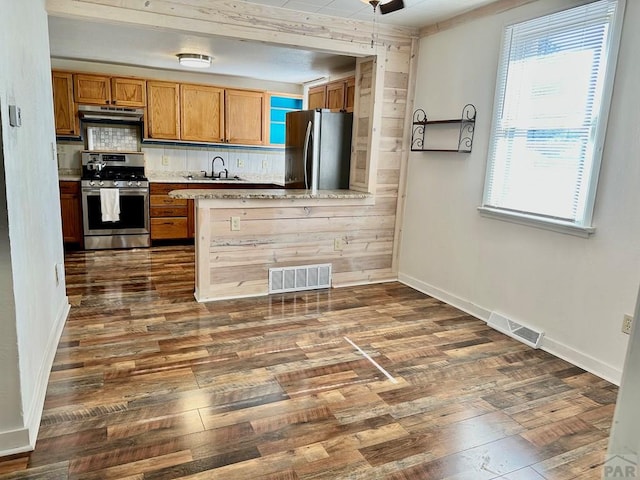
[481,0,624,231]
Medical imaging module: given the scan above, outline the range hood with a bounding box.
[78,105,144,122]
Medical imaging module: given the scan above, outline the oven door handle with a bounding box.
[82,188,149,194]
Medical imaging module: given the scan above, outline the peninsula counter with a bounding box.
[169,188,398,302]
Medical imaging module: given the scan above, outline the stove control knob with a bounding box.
[136,181,142,187]
[89,180,95,187]
[113,181,119,187]
[128,181,133,187]
[99,181,104,187]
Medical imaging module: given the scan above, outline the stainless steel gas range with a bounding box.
[81,151,149,250]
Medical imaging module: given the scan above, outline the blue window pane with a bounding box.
[271,109,287,122]
[271,96,302,109]
[270,124,286,144]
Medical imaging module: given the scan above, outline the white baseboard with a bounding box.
[398,273,491,321]
[541,337,622,386]
[398,273,622,386]
[0,297,70,456]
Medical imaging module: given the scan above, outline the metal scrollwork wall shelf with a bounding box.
[411,104,476,153]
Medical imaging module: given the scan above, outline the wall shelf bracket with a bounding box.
[411,104,476,153]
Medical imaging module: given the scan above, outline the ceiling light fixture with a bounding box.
[177,53,212,68]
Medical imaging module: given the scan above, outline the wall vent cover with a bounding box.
[269,263,332,294]
[487,312,544,349]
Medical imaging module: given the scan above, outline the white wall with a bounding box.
[606,285,640,476]
[0,0,70,454]
[399,0,640,384]
[0,127,23,449]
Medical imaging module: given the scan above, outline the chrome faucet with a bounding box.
[203,156,228,178]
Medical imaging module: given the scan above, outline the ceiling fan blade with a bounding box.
[379,0,404,15]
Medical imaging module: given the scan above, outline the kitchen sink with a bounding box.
[183,175,245,182]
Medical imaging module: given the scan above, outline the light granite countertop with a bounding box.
[168,188,371,200]
[146,171,283,185]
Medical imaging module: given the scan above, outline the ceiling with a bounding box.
[48,0,497,85]
[237,0,499,28]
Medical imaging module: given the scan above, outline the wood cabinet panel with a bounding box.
[74,74,111,105]
[150,194,188,207]
[59,181,83,246]
[74,74,146,107]
[150,183,192,240]
[151,218,188,240]
[345,76,356,113]
[111,77,146,107]
[147,81,180,140]
[52,71,78,136]
[150,183,191,195]
[308,85,326,110]
[150,206,188,217]
[180,84,224,142]
[307,76,355,112]
[225,89,265,145]
[326,81,346,112]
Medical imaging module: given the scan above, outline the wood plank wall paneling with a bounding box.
[199,200,396,299]
[47,0,417,296]
[350,59,375,191]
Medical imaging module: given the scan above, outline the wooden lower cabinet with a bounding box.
[150,182,279,241]
[150,217,188,239]
[59,181,83,247]
[150,183,189,240]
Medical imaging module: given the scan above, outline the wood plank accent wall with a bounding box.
[48,0,418,289]
[195,196,393,301]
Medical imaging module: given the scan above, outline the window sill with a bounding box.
[477,207,596,238]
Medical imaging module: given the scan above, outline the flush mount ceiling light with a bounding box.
[176,53,212,68]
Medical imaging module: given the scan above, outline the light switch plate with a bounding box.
[9,105,21,127]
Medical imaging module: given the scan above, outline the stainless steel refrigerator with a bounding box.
[285,109,353,190]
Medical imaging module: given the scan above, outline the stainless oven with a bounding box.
[81,151,150,250]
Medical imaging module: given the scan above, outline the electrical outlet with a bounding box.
[162,156,169,166]
[230,216,241,231]
[334,237,345,251]
[622,314,633,335]
[237,158,244,168]
[262,160,268,170]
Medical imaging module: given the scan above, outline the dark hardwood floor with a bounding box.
[0,246,617,479]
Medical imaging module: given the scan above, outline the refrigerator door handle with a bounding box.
[303,120,313,189]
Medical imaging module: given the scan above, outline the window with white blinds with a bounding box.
[480,0,624,234]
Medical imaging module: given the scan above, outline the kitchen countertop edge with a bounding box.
[168,188,371,200]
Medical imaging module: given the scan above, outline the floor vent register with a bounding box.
[269,264,332,294]
[487,312,545,349]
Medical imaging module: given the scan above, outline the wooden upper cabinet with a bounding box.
[147,81,180,140]
[308,76,356,112]
[180,84,224,143]
[308,85,326,110]
[225,89,265,145]
[345,76,356,113]
[326,80,346,112]
[74,73,145,106]
[74,73,111,105]
[52,71,78,136]
[111,77,146,107]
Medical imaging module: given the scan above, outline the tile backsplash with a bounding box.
[86,125,139,151]
[56,139,286,184]
[143,145,285,183]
